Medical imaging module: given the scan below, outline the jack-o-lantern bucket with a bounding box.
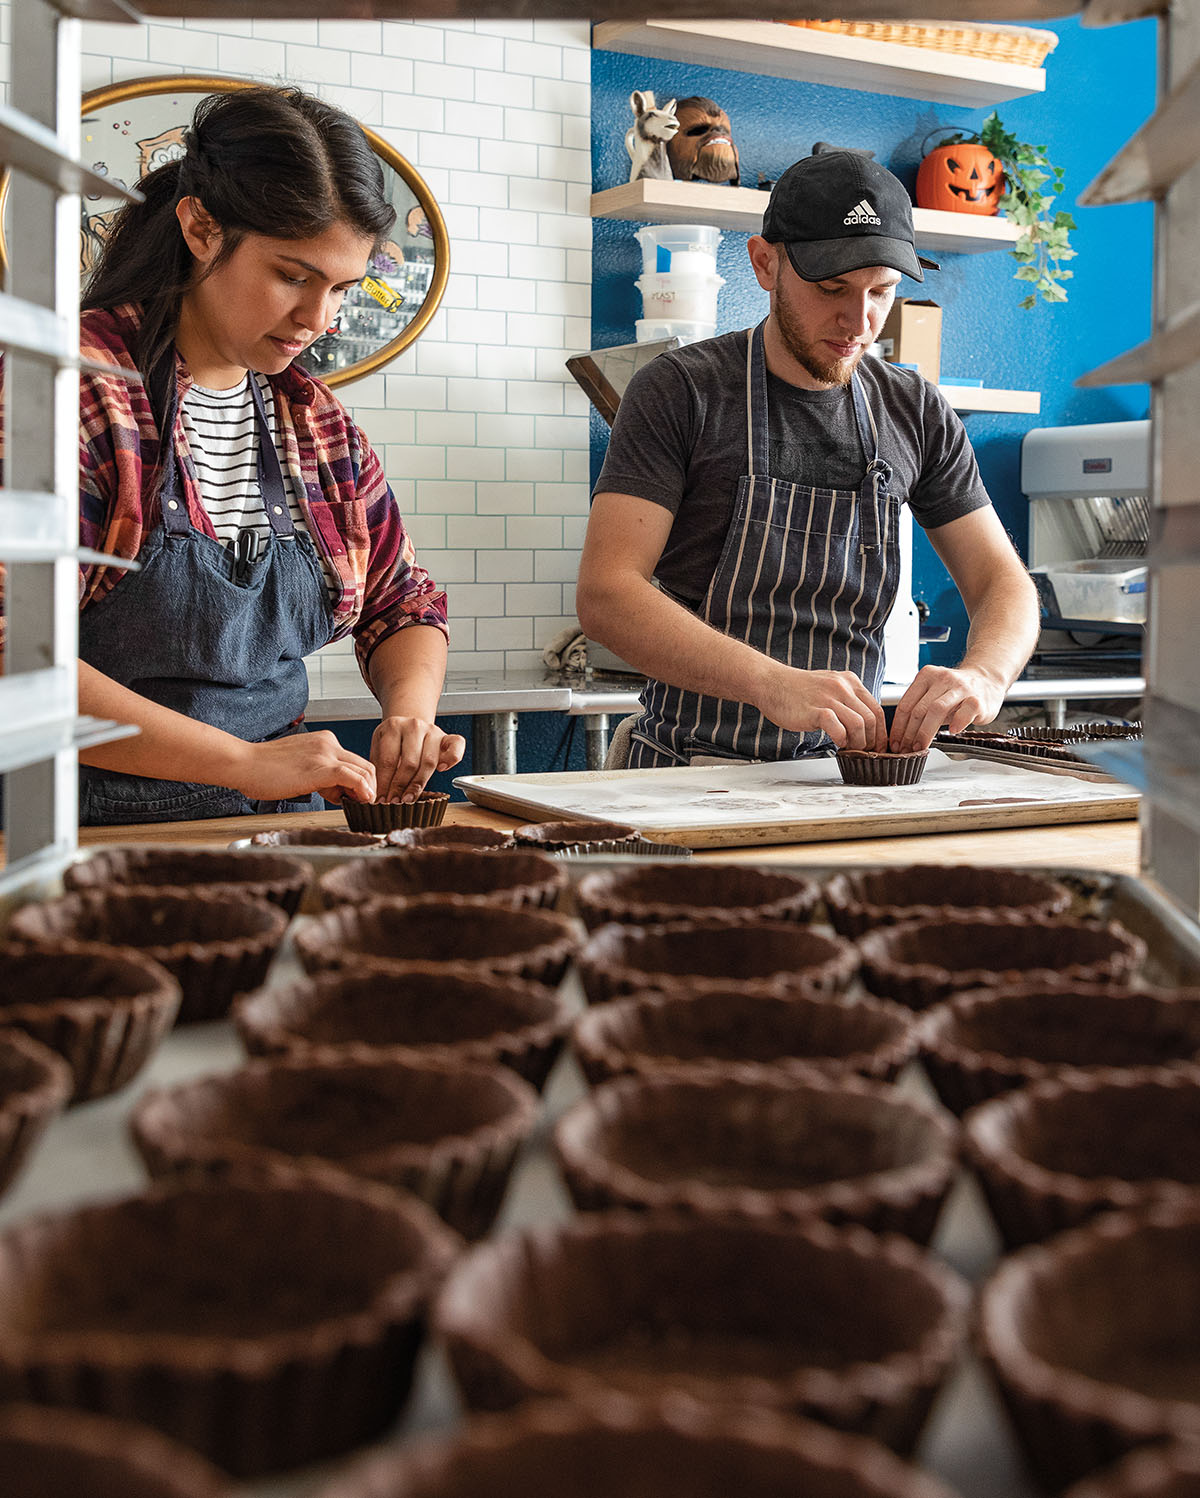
[916,142,1003,216]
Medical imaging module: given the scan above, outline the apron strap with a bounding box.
[746,321,771,478]
[850,371,891,554]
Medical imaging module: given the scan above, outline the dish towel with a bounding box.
[542,623,589,673]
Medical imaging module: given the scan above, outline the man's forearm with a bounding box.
[77,660,248,785]
[958,569,1041,690]
[366,624,449,720]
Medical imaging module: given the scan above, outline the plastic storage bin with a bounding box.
[636,318,716,346]
[635,224,722,276]
[636,271,724,323]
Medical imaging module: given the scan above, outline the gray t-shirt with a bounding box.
[594,327,992,607]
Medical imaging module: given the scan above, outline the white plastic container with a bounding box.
[636,271,725,323]
[636,318,716,347]
[635,224,722,277]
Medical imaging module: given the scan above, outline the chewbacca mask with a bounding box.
[666,97,740,187]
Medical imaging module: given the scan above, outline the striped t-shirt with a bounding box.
[180,373,338,598]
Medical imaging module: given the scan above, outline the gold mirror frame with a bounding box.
[0,74,449,387]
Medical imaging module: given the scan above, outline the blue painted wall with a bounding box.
[590,17,1158,662]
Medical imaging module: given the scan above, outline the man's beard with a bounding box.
[775,292,864,387]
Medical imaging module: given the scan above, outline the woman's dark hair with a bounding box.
[83,85,396,428]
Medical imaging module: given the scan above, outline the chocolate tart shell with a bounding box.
[1064,1444,1200,1498]
[0,1029,72,1199]
[249,826,382,849]
[979,1202,1200,1491]
[0,1404,231,1498]
[131,1051,540,1241]
[554,1070,959,1244]
[965,1065,1200,1247]
[64,846,311,918]
[572,986,919,1087]
[433,1211,967,1454]
[236,964,572,1092]
[385,825,515,850]
[573,864,820,932]
[918,982,1200,1115]
[9,889,289,1026]
[343,792,449,834]
[316,846,566,912]
[836,750,928,787]
[576,918,859,1005]
[512,819,642,853]
[0,1170,458,1477]
[313,1402,963,1498]
[0,940,181,1102]
[857,912,1145,1011]
[823,864,1073,940]
[292,896,577,989]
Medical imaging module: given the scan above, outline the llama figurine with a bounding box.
[625,90,678,183]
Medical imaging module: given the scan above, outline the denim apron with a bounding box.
[79,372,335,824]
[629,321,900,768]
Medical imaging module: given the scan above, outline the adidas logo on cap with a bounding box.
[843,198,882,226]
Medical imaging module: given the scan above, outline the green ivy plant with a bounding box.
[942,111,1076,309]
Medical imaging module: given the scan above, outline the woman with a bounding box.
[69,84,464,823]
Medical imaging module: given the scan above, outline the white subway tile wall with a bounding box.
[0,9,592,694]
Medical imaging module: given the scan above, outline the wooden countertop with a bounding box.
[71,802,1143,876]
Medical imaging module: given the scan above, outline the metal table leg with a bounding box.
[472,712,518,775]
[1045,697,1067,729]
[584,712,610,771]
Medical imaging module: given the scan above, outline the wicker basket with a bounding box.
[786,20,1058,69]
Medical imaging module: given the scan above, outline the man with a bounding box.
[576,149,1040,769]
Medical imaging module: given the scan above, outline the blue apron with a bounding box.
[78,372,335,824]
[629,321,901,767]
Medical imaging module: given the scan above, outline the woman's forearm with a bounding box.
[366,624,449,720]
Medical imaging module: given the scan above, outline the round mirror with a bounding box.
[1,74,449,387]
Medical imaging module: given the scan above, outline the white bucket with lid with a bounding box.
[635,223,722,277]
[636,271,724,324]
[636,317,716,347]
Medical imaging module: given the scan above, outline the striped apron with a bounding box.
[629,320,900,768]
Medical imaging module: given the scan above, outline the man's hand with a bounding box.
[755,664,887,749]
[370,716,466,803]
[888,664,1005,753]
[229,731,377,805]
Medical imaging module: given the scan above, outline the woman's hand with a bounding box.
[371,716,467,803]
[228,730,377,805]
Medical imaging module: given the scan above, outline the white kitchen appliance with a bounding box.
[1021,419,1150,629]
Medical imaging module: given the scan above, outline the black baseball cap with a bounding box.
[761,149,938,283]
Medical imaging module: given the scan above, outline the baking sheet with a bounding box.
[455,748,1140,850]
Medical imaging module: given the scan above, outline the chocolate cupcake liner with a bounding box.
[0,1029,72,1200]
[512,820,642,853]
[573,865,820,932]
[64,846,312,919]
[317,847,567,913]
[553,1071,959,1244]
[572,986,919,1088]
[965,1065,1200,1248]
[979,1203,1200,1491]
[0,941,181,1102]
[235,966,573,1093]
[1063,1443,1200,1498]
[131,1052,540,1242]
[917,983,1200,1116]
[857,912,1146,1011]
[292,896,578,990]
[9,890,290,1026]
[576,918,859,1006]
[385,826,515,850]
[343,793,450,835]
[249,827,383,849]
[434,1211,967,1454]
[822,864,1073,940]
[836,750,928,787]
[313,1402,963,1498]
[0,1171,459,1478]
[0,1403,231,1498]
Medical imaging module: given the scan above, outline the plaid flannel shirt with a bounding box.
[1,303,448,682]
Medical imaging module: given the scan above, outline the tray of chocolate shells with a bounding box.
[4,839,1200,1498]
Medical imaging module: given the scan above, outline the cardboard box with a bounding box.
[875,299,942,385]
